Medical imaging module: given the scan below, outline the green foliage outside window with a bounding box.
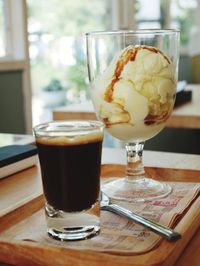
[27,0,109,102]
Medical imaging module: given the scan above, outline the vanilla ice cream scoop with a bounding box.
[92,45,176,141]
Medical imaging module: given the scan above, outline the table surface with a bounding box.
[0,134,200,265]
[53,84,200,129]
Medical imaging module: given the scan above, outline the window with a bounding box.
[27,0,110,100]
[0,0,32,133]
[170,0,198,49]
[136,0,162,29]
[0,0,6,57]
[135,0,199,50]
[27,0,112,125]
[0,0,29,61]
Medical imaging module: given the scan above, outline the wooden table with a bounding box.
[167,84,200,129]
[53,84,200,129]
[1,144,200,265]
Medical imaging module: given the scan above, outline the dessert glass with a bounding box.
[86,29,180,202]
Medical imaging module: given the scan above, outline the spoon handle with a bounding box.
[103,204,181,241]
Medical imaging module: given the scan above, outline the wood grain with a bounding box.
[1,164,200,266]
[0,148,200,266]
[0,165,42,218]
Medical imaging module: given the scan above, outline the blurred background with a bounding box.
[0,0,199,152]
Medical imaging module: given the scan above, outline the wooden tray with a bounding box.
[0,164,200,266]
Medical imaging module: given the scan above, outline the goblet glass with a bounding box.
[86,29,180,202]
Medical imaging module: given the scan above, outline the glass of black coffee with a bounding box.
[33,120,104,241]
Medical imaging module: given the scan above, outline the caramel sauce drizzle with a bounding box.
[104,45,170,103]
[144,112,170,125]
[104,47,139,102]
[102,45,172,126]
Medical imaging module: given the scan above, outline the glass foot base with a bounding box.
[102,177,172,202]
[48,225,100,241]
[45,202,100,241]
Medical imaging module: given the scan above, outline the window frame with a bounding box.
[0,0,32,134]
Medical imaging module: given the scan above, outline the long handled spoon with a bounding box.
[100,191,181,242]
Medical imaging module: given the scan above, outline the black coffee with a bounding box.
[36,136,102,212]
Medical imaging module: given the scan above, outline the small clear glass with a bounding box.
[34,120,104,241]
[86,29,180,202]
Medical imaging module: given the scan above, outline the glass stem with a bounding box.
[125,142,145,182]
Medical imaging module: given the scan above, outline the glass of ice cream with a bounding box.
[86,29,180,202]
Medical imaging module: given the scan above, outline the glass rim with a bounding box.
[33,120,104,137]
[86,29,180,36]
